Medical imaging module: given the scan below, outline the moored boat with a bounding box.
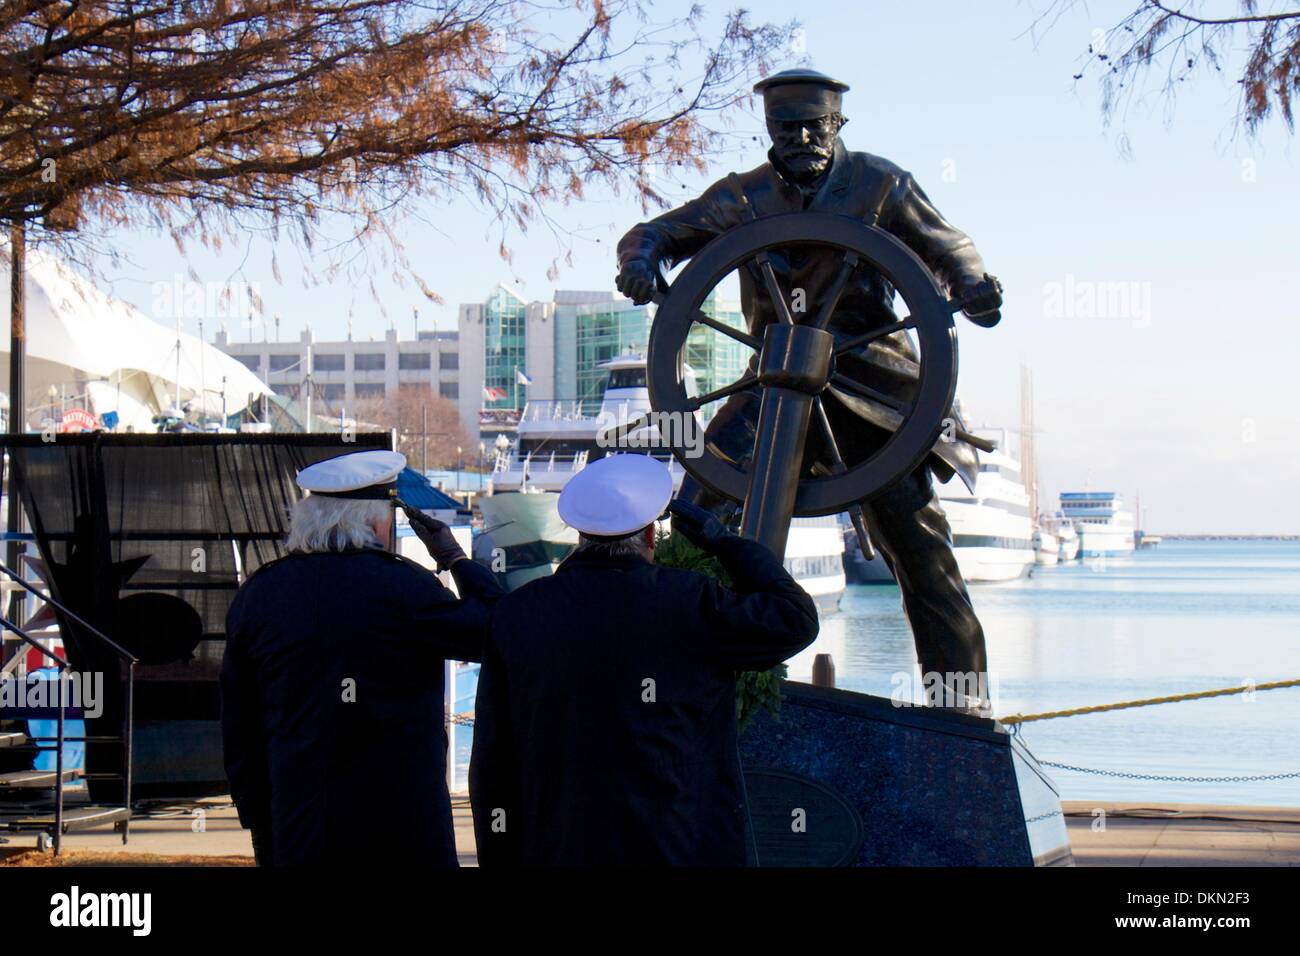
[936,430,1035,583]
[1060,491,1135,557]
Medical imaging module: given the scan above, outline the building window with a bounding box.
[398,351,431,370]
[354,383,386,399]
[574,306,651,411]
[684,294,748,410]
[439,352,459,370]
[234,354,261,372]
[320,384,345,401]
[439,382,458,400]
[270,383,295,396]
[354,353,385,371]
[314,353,345,372]
[268,354,300,372]
[483,287,527,410]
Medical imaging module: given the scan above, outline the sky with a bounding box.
[83,1,1300,534]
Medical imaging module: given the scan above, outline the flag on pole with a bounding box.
[483,386,508,401]
[515,368,533,386]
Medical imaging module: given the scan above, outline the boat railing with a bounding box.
[521,401,592,423]
[521,399,648,425]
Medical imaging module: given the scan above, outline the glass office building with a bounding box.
[482,285,527,410]
[572,293,747,413]
[685,296,749,401]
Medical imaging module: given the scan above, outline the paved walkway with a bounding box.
[1062,801,1300,866]
[5,797,1297,866]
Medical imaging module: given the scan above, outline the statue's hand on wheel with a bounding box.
[667,499,731,554]
[956,273,1003,328]
[615,259,659,306]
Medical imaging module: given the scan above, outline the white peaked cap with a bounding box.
[296,449,407,499]
[558,454,674,537]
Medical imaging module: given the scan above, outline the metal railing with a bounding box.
[0,561,138,856]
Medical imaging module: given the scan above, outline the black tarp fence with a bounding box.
[1,432,391,799]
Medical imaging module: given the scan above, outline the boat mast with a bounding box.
[1020,364,1038,523]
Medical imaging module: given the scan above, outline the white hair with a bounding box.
[286,495,389,553]
[574,527,653,561]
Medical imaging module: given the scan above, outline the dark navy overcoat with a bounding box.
[222,548,502,866]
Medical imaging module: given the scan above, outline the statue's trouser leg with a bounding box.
[863,468,990,707]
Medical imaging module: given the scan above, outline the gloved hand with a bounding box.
[401,503,466,571]
[956,272,1003,328]
[667,499,732,554]
[615,258,660,306]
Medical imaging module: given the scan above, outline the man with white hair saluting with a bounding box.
[221,449,503,867]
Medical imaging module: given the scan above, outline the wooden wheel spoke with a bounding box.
[754,252,795,325]
[835,316,916,355]
[812,251,859,330]
[812,397,849,475]
[692,309,760,350]
[598,413,652,446]
[829,373,910,414]
[686,373,757,411]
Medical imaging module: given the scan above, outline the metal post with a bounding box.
[739,389,815,559]
[736,323,834,559]
[195,318,204,427]
[811,653,836,688]
[304,341,313,432]
[122,660,134,843]
[445,658,456,794]
[54,674,65,856]
[6,223,25,622]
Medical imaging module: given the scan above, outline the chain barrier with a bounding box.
[1038,760,1300,784]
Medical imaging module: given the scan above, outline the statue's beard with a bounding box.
[773,145,833,184]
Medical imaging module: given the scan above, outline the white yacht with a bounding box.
[1032,528,1060,566]
[1059,492,1135,557]
[480,354,846,611]
[1039,511,1080,561]
[935,430,1035,583]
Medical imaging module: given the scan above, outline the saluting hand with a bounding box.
[667,499,731,555]
[401,503,467,572]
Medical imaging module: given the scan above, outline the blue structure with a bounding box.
[395,467,466,511]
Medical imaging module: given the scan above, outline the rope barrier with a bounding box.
[445,682,1300,782]
[998,678,1300,726]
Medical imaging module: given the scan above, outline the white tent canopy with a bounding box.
[0,246,270,432]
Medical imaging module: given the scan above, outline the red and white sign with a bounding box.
[24,636,65,672]
[59,408,97,432]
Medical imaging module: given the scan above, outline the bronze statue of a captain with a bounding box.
[616,68,1005,711]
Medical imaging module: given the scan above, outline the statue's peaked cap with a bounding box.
[754,68,849,119]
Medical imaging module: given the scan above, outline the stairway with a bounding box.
[0,564,137,855]
[0,711,133,852]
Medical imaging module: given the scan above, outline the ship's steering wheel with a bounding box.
[641,211,983,553]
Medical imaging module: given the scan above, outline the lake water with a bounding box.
[787,540,1300,806]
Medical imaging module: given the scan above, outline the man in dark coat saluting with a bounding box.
[470,454,819,866]
[221,450,503,866]
[615,69,1004,711]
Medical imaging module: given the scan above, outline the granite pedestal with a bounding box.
[739,681,1073,866]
